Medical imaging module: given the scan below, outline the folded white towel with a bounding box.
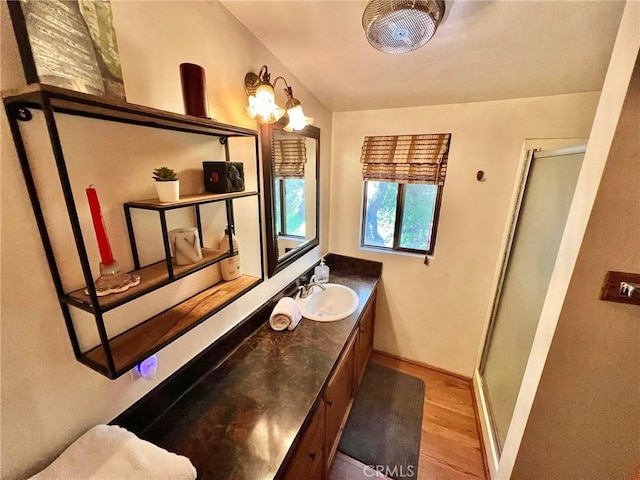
[29,424,196,480]
[269,297,302,331]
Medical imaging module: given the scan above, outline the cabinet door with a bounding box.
[284,401,325,480]
[355,293,376,391]
[324,335,356,468]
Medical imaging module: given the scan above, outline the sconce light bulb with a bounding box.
[245,96,259,119]
[255,83,276,104]
[285,105,313,131]
[244,68,310,126]
[247,84,284,124]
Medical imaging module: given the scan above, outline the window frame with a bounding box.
[275,178,305,239]
[360,180,444,257]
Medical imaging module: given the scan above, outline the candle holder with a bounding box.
[84,260,141,297]
[180,63,210,118]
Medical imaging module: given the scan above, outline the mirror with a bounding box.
[260,119,320,277]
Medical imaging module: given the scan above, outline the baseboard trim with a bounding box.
[471,371,494,480]
[371,349,471,382]
[473,369,499,479]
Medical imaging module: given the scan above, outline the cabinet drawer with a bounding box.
[284,400,325,480]
[325,334,356,467]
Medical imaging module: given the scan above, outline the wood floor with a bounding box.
[328,352,487,480]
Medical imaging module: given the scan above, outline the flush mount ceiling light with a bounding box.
[244,65,313,132]
[363,0,445,54]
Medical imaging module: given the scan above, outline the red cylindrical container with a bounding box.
[179,63,210,118]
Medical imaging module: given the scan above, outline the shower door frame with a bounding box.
[477,147,535,459]
[477,143,587,462]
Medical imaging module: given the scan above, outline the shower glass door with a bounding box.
[480,146,585,450]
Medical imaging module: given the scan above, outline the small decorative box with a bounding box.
[203,161,245,193]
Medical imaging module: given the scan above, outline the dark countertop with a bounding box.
[131,254,381,480]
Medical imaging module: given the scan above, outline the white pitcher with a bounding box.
[169,227,203,265]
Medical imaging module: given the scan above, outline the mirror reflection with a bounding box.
[261,120,320,277]
[272,130,317,260]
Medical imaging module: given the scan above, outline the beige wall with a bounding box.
[0,2,331,479]
[511,53,639,480]
[330,94,599,377]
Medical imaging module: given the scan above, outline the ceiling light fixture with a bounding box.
[363,0,445,54]
[244,65,313,132]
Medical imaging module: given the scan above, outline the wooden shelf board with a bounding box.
[82,274,261,376]
[65,248,227,311]
[125,190,258,210]
[2,83,257,138]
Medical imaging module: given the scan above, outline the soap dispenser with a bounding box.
[314,259,329,284]
[218,226,241,281]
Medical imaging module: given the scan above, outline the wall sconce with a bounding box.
[244,65,313,132]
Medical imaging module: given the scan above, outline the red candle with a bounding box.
[86,185,114,265]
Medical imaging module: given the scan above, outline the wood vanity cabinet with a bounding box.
[283,288,377,479]
[354,293,376,393]
[284,400,326,480]
[324,334,356,469]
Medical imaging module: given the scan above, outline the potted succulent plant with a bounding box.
[153,167,179,202]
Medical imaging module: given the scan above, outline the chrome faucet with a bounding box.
[298,278,326,298]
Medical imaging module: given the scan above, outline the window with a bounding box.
[362,181,440,253]
[360,133,450,257]
[274,178,305,237]
[272,134,308,237]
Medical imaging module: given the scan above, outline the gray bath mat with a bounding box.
[338,361,425,479]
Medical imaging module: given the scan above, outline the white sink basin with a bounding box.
[296,283,359,322]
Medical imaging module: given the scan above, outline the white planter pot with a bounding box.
[155,180,179,202]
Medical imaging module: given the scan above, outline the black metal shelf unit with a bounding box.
[124,191,259,276]
[3,84,264,379]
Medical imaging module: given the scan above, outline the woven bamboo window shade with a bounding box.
[361,133,451,184]
[273,137,307,178]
